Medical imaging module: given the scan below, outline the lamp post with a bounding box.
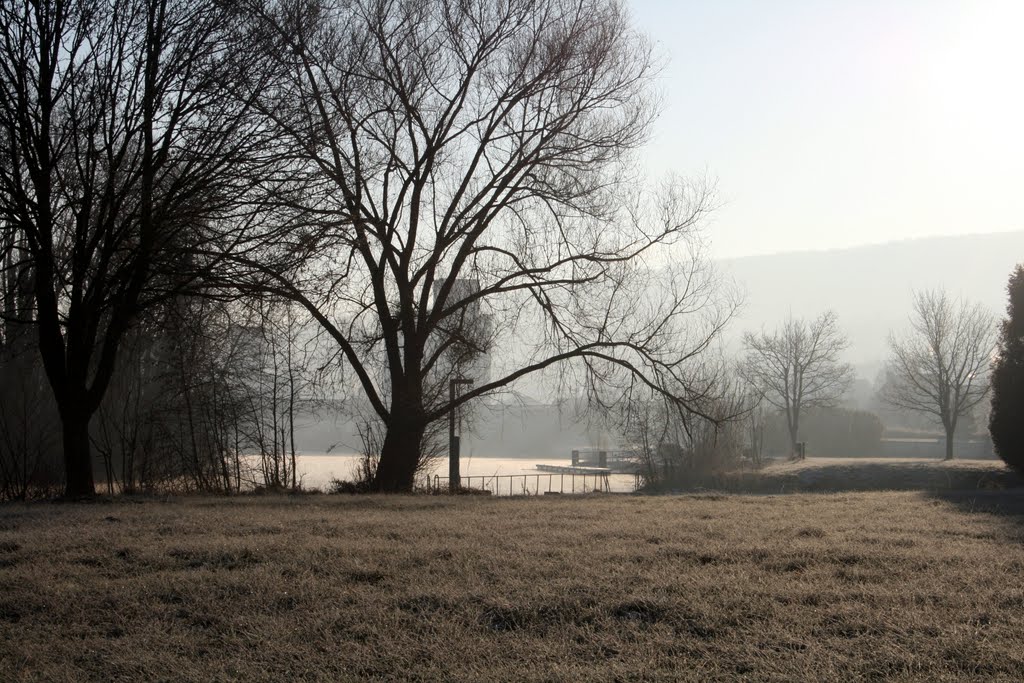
[449,378,473,493]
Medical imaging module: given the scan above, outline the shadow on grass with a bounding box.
[652,459,1024,495]
[925,487,1024,522]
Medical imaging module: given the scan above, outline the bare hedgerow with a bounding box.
[620,378,748,490]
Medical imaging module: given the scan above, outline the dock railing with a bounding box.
[427,471,613,496]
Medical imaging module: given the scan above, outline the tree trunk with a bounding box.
[374,414,426,493]
[60,401,95,497]
[944,427,955,461]
[787,419,800,460]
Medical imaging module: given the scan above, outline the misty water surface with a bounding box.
[292,454,638,494]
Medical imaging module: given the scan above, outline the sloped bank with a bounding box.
[646,458,1021,494]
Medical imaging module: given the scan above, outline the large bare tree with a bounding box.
[232,0,733,491]
[883,289,995,460]
[740,312,854,457]
[0,0,279,495]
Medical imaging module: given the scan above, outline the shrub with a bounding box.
[990,265,1024,472]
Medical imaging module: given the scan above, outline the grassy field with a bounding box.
[3,490,1024,681]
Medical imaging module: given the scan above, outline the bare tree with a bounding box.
[89,294,332,495]
[228,0,734,491]
[231,298,326,491]
[882,289,995,460]
[743,390,767,467]
[741,312,854,458]
[0,0,278,495]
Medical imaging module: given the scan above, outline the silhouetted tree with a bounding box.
[740,312,854,458]
[990,266,1024,472]
[0,0,276,495]
[1,217,61,498]
[883,289,994,460]
[232,0,735,491]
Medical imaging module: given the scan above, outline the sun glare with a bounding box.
[920,1,1024,165]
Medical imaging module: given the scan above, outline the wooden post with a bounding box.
[449,434,460,493]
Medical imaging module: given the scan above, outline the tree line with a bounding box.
[1,0,738,497]
[2,0,1022,499]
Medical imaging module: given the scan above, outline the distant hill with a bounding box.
[719,231,1024,378]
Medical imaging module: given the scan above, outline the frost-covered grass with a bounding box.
[3,491,1024,681]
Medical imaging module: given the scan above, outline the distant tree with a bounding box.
[232,0,734,492]
[990,266,1024,472]
[883,289,995,460]
[744,391,768,467]
[740,312,854,458]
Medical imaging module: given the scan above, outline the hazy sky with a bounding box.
[629,0,1024,259]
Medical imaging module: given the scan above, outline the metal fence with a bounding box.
[426,471,617,496]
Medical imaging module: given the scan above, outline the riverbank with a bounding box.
[3,491,1024,680]
[700,457,1019,494]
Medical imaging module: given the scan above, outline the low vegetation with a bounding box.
[698,457,1020,495]
[635,457,1018,495]
[4,491,1024,681]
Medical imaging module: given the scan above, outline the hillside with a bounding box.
[292,232,1024,455]
[719,230,1024,375]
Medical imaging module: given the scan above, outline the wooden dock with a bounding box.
[535,464,612,475]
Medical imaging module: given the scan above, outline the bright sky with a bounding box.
[629,0,1024,259]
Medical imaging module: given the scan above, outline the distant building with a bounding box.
[430,277,493,385]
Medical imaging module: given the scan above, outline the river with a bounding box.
[291,454,638,494]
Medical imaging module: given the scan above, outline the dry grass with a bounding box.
[3,491,1024,681]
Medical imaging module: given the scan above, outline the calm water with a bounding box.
[294,454,638,494]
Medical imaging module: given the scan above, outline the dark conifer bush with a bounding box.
[990,265,1024,472]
